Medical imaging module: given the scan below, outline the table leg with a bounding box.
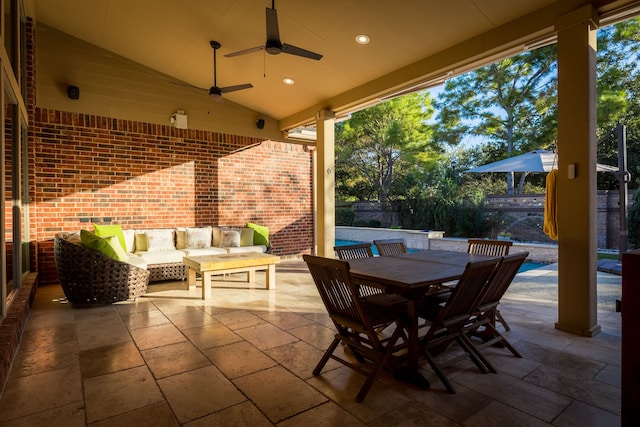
[408,299,419,370]
[202,271,212,300]
[186,267,197,291]
[393,298,430,389]
[266,264,276,290]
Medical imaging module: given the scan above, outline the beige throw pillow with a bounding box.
[186,226,212,248]
[220,230,240,247]
[240,228,254,246]
[145,229,175,252]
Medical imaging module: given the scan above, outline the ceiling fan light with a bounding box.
[355,34,370,44]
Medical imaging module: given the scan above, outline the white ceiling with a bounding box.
[28,0,637,129]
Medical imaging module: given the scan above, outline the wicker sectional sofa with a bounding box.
[123,226,269,282]
[54,225,270,303]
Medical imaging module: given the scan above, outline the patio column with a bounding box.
[554,6,600,336]
[315,110,336,258]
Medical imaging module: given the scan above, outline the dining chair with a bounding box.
[334,243,374,260]
[467,238,514,330]
[373,239,408,256]
[303,254,409,402]
[334,242,407,329]
[418,257,502,393]
[467,238,513,257]
[466,251,528,359]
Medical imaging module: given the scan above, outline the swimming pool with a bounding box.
[334,239,419,256]
[334,239,545,272]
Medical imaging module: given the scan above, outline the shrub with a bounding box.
[368,219,382,228]
[352,219,370,227]
[335,208,355,226]
[628,190,640,248]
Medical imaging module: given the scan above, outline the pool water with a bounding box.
[334,240,545,272]
[334,239,419,256]
[518,262,546,272]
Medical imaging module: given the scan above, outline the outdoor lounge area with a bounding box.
[0,261,621,425]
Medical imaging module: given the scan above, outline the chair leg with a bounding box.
[313,337,341,376]
[495,309,511,331]
[457,335,496,374]
[484,323,522,358]
[419,346,456,393]
[356,325,403,402]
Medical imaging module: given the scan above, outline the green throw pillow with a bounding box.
[81,230,128,262]
[246,222,269,246]
[93,223,126,252]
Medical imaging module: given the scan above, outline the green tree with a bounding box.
[595,18,640,191]
[433,45,558,194]
[335,92,438,226]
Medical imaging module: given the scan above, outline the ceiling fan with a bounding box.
[225,0,322,61]
[208,40,253,98]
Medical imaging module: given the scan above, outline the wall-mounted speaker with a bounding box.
[256,119,265,129]
[67,85,80,100]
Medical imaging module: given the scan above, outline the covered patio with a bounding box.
[0,263,621,425]
[1,0,638,424]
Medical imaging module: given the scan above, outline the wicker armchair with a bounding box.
[54,232,150,304]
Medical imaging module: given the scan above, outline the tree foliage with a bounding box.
[334,18,640,236]
[335,92,439,225]
[433,45,558,194]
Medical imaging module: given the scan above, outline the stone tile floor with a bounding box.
[0,261,621,426]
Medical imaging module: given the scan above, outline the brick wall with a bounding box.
[32,108,314,284]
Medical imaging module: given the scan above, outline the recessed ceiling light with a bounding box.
[283,77,295,85]
[355,34,370,44]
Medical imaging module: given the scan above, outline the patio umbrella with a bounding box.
[465,149,618,173]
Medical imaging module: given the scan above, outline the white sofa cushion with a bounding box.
[125,254,148,269]
[226,245,268,254]
[135,249,185,264]
[123,229,135,253]
[181,247,227,256]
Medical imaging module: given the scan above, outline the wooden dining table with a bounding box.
[347,250,494,387]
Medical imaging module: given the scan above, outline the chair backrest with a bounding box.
[303,254,374,333]
[428,257,502,334]
[476,251,528,312]
[467,239,512,257]
[334,243,374,260]
[373,239,407,256]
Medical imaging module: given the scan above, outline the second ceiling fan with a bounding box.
[225,0,322,61]
[208,40,253,98]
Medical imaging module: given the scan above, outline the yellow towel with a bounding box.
[543,169,558,240]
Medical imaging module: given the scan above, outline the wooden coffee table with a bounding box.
[182,252,280,300]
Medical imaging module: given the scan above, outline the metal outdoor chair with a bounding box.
[373,239,408,256]
[466,252,528,360]
[303,255,409,402]
[418,257,502,393]
[467,238,514,330]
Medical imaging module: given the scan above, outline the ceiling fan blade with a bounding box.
[266,7,280,41]
[281,43,323,60]
[224,45,264,58]
[220,83,254,93]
